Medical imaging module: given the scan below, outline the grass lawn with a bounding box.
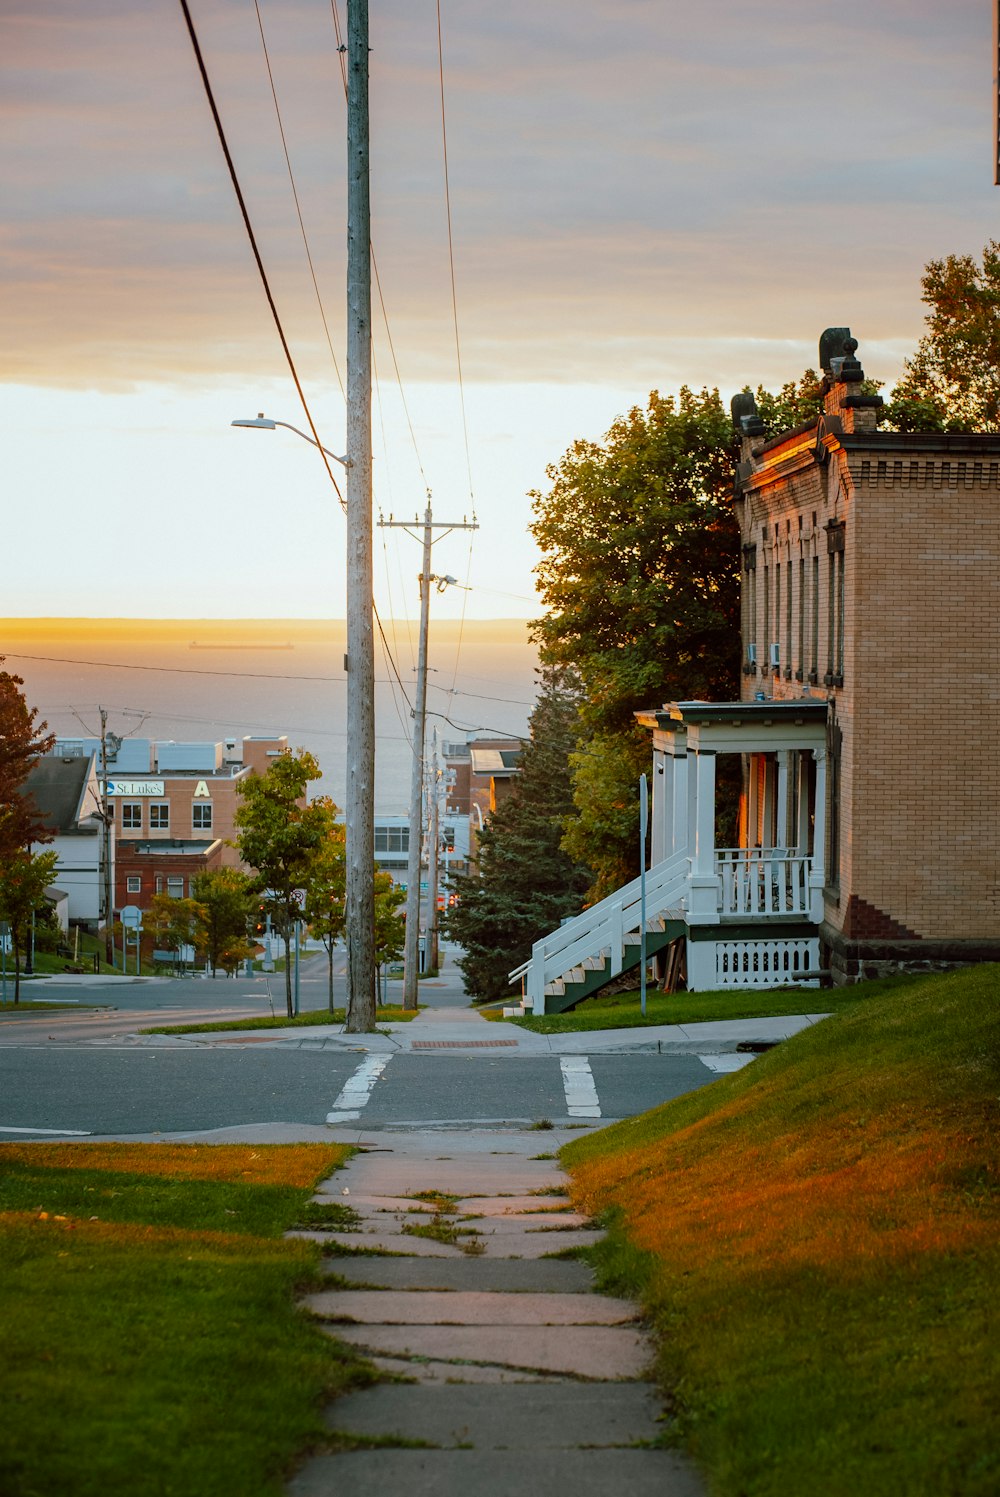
[485,973,921,1032]
[561,965,1000,1497]
[0,1141,377,1496]
[147,1005,419,1035]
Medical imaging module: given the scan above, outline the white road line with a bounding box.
[326,1055,390,1123]
[0,1126,92,1136]
[560,1056,601,1118]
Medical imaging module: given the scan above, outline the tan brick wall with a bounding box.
[739,427,1000,942]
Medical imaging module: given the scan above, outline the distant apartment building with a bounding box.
[442,735,523,872]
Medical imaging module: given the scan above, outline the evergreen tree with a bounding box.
[442,670,592,1000]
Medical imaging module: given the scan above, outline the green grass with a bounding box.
[489,972,922,1032]
[146,1005,419,1035]
[0,1142,379,1496]
[561,966,1000,1496]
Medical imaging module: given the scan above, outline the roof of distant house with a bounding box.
[24,757,96,834]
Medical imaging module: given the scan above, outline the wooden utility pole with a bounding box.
[427,727,442,975]
[344,0,377,1032]
[380,505,477,1009]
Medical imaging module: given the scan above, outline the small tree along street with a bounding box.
[443,668,592,1000]
[373,868,405,995]
[234,751,339,1020]
[191,868,256,977]
[302,798,347,1013]
[0,849,58,1002]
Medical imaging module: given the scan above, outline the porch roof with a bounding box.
[636,698,828,755]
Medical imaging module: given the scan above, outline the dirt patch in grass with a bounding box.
[562,966,1000,1497]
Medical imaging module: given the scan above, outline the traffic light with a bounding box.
[254,903,265,935]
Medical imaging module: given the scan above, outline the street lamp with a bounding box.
[231,415,349,470]
[232,408,376,1032]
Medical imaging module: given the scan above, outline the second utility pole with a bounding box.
[380,502,476,1009]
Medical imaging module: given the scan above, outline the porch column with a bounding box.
[669,748,688,858]
[775,751,791,848]
[650,751,666,865]
[686,748,720,923]
[808,746,827,922]
[761,756,775,849]
[795,751,811,854]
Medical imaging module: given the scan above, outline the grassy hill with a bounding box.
[562,966,1000,1496]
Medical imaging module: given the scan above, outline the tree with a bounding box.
[373,870,405,999]
[303,799,347,1012]
[0,660,55,860]
[234,750,333,1019]
[442,669,593,1000]
[884,242,1000,433]
[530,387,741,897]
[144,893,204,972]
[0,849,59,1002]
[191,867,255,977]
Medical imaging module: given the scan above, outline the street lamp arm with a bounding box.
[231,414,350,469]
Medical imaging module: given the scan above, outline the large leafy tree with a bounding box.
[885,241,1000,433]
[530,387,741,897]
[234,750,333,1019]
[0,660,55,860]
[443,669,593,1000]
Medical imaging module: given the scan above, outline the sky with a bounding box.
[2,0,998,620]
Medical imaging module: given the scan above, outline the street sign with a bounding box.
[120,905,143,929]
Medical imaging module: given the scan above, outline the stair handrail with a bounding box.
[508,848,689,986]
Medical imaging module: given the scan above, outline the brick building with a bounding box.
[514,329,1000,1011]
[49,733,290,914]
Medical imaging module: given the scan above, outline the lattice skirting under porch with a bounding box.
[713,936,821,988]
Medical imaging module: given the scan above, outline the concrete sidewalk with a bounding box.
[287,1126,704,1496]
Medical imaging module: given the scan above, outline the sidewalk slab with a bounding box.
[288,1448,703,1497]
[324,1256,596,1293]
[305,1289,637,1326]
[304,1231,466,1257]
[328,1323,652,1379]
[355,1353,573,1385]
[324,1382,663,1447]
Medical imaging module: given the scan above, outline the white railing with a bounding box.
[509,848,690,1013]
[715,847,810,918]
[715,936,820,987]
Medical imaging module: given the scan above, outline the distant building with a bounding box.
[46,732,292,914]
[24,753,107,925]
[443,736,523,872]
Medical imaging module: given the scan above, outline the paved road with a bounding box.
[0,945,759,1140]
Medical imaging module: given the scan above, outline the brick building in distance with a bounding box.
[514,330,1000,1012]
[50,733,291,916]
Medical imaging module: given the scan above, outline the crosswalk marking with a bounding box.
[326,1055,391,1122]
[560,1056,601,1118]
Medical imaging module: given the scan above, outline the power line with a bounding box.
[177,0,345,508]
[253,0,345,399]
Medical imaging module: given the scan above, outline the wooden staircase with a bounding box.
[508,851,689,1016]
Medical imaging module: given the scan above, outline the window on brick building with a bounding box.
[192,802,213,831]
[155,876,164,895]
[150,803,169,830]
[126,875,141,894]
[811,555,819,681]
[122,802,142,830]
[825,522,845,685]
[166,876,185,899]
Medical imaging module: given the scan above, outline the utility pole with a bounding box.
[344,0,377,1032]
[379,504,477,1009]
[427,728,441,975]
[99,706,113,967]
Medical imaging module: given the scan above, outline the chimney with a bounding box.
[818,327,883,434]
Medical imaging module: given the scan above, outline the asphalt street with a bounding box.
[0,947,739,1139]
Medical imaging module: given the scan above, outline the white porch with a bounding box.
[509,698,830,1013]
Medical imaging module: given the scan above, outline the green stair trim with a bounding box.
[542,918,686,1015]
